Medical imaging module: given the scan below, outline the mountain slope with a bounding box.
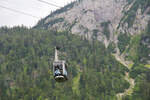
[0,27,129,100]
[0,0,150,100]
[34,0,150,99]
[35,0,150,69]
[35,0,150,64]
[35,0,150,47]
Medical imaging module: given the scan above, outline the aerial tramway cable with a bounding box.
[37,0,62,8]
[0,0,63,18]
[0,5,40,18]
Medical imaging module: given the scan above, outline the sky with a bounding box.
[0,0,75,27]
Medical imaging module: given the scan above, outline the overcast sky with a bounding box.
[0,0,75,27]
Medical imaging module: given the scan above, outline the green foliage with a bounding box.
[130,64,147,78]
[49,1,75,16]
[108,42,116,53]
[122,0,150,28]
[124,11,136,28]
[0,26,129,100]
[138,21,150,63]
[68,18,78,32]
[123,20,150,99]
[92,29,99,39]
[123,63,150,100]
[39,18,64,29]
[118,33,130,54]
[125,21,150,63]
[35,1,76,29]
[125,35,141,62]
[101,21,111,39]
[47,18,64,26]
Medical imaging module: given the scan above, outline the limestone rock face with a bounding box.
[36,0,150,48]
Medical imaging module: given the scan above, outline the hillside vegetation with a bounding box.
[0,0,150,100]
[0,26,149,100]
[0,27,130,100]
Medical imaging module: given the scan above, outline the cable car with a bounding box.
[53,47,68,82]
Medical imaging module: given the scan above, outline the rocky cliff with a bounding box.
[35,0,150,64]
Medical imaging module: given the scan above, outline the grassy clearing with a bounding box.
[128,63,134,69]
[145,65,150,68]
[72,72,81,95]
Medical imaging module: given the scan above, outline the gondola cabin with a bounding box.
[53,47,68,82]
[53,60,68,82]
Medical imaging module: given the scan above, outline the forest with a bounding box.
[0,26,129,100]
[0,26,149,100]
